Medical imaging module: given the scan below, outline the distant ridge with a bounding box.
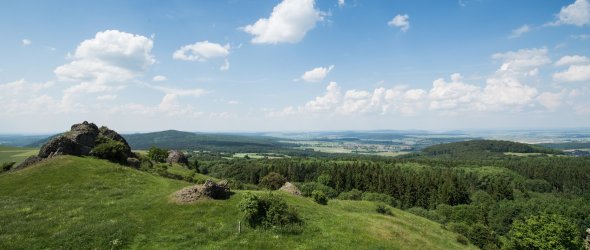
[420,139,561,158]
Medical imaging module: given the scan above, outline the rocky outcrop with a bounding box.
[279,182,302,196]
[166,150,188,165]
[173,179,231,203]
[13,156,43,171]
[16,121,138,170]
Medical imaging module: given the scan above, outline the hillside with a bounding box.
[419,139,560,159]
[0,156,475,249]
[0,146,38,165]
[122,130,296,153]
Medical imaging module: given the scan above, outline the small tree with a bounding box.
[311,190,328,205]
[238,192,301,229]
[91,139,128,163]
[259,172,287,190]
[147,146,168,163]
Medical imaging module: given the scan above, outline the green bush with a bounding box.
[298,182,337,198]
[362,192,398,207]
[456,234,469,245]
[376,203,393,216]
[91,139,128,163]
[311,190,328,205]
[238,192,302,229]
[447,222,471,237]
[147,146,168,163]
[337,189,362,200]
[317,173,332,186]
[1,161,16,172]
[523,178,553,193]
[259,172,287,190]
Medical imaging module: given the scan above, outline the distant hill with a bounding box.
[539,142,590,150]
[0,156,475,249]
[420,139,560,158]
[123,130,295,152]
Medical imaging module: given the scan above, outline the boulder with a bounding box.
[13,156,43,171]
[279,182,302,196]
[173,179,231,203]
[166,150,189,165]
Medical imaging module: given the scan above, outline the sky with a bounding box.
[1,0,590,133]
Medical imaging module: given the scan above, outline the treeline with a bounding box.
[420,139,561,158]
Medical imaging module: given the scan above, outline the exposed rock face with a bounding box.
[173,179,231,203]
[16,121,138,170]
[166,150,188,165]
[279,182,302,196]
[13,156,43,171]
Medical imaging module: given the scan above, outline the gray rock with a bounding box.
[173,179,231,203]
[166,150,189,165]
[126,157,140,168]
[13,156,43,171]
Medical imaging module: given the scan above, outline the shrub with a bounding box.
[447,222,470,237]
[317,174,332,186]
[311,190,328,205]
[337,189,362,200]
[362,192,398,207]
[259,172,287,190]
[506,213,581,250]
[456,234,469,245]
[298,182,338,198]
[238,192,302,229]
[147,146,168,163]
[523,178,553,193]
[91,139,128,163]
[376,203,393,216]
[1,161,16,172]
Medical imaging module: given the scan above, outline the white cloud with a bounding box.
[388,14,410,32]
[301,65,334,82]
[152,85,207,97]
[480,76,538,110]
[54,30,155,84]
[509,25,531,38]
[172,41,230,62]
[220,59,230,71]
[96,94,117,101]
[554,55,589,67]
[242,0,323,44]
[22,39,31,46]
[553,64,590,82]
[0,79,62,115]
[428,73,480,110]
[537,91,564,110]
[572,34,590,40]
[152,75,168,81]
[304,82,341,111]
[228,100,239,105]
[550,0,590,26]
[492,48,550,74]
[338,0,345,7]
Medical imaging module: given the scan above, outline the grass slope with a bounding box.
[0,146,38,164]
[0,156,474,249]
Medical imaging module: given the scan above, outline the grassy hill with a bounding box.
[0,156,475,249]
[419,139,560,159]
[0,146,38,165]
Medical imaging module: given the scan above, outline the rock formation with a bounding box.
[15,121,138,170]
[279,182,302,196]
[166,150,189,165]
[173,179,231,203]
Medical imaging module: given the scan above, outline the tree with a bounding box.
[311,190,328,205]
[238,192,301,229]
[259,172,287,190]
[147,146,168,163]
[507,213,581,250]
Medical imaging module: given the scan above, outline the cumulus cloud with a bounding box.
[22,39,31,46]
[96,94,117,101]
[388,14,410,32]
[54,30,155,84]
[492,48,550,74]
[428,73,480,110]
[553,64,590,82]
[537,91,564,110]
[304,82,341,111]
[242,0,323,44]
[554,55,589,67]
[509,25,531,38]
[0,79,61,115]
[549,0,590,26]
[172,41,230,61]
[301,65,334,82]
[152,75,168,81]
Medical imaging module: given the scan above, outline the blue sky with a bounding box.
[1,0,590,133]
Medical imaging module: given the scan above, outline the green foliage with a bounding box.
[311,190,328,205]
[466,223,498,249]
[298,182,338,198]
[422,139,560,159]
[506,213,581,250]
[362,192,398,207]
[147,146,168,163]
[337,189,362,200]
[456,234,469,245]
[523,179,552,193]
[91,139,128,163]
[1,162,16,172]
[317,173,332,186]
[376,203,393,216]
[259,172,287,190]
[238,192,302,230]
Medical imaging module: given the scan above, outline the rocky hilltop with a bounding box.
[15,121,138,170]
